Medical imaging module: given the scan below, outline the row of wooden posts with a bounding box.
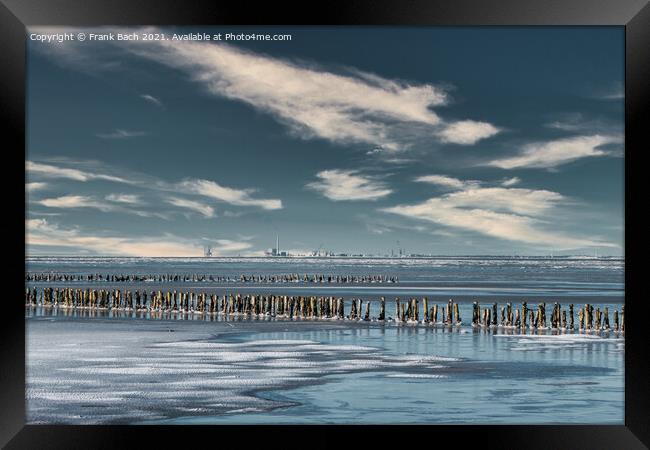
[25,287,458,323]
[472,301,624,332]
[25,287,623,331]
[25,273,399,284]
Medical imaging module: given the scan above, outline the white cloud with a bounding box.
[307,169,392,201]
[166,196,215,218]
[140,94,163,107]
[487,135,621,169]
[501,177,521,187]
[26,182,48,192]
[106,193,141,204]
[438,120,500,145]
[441,187,564,216]
[37,195,115,212]
[31,26,501,150]
[96,129,147,139]
[111,33,500,150]
[381,179,615,250]
[415,175,473,189]
[178,179,282,210]
[26,218,251,257]
[26,161,129,183]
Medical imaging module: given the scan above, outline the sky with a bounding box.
[25,26,624,257]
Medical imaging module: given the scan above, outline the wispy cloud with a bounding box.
[166,196,215,218]
[594,81,624,100]
[415,174,479,190]
[26,182,48,192]
[177,179,282,211]
[140,94,163,107]
[307,169,392,201]
[96,129,148,139]
[31,26,502,150]
[487,134,621,169]
[381,177,614,250]
[54,29,496,151]
[438,120,500,145]
[27,159,282,212]
[26,161,129,183]
[501,176,521,187]
[36,195,116,212]
[26,218,251,257]
[105,193,141,204]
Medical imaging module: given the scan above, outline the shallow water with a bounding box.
[26,315,623,424]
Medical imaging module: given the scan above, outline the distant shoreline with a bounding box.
[25,255,625,260]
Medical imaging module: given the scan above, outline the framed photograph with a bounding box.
[2,0,648,448]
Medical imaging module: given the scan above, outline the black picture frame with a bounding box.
[1,1,647,448]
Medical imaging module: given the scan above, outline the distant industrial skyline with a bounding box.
[26,26,624,257]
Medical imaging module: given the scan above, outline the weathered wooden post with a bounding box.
[522,301,528,329]
[364,301,370,321]
[395,298,400,321]
[400,303,406,322]
[492,303,498,326]
[569,304,574,330]
[621,305,625,332]
[500,306,505,326]
[603,307,610,330]
[578,307,584,330]
[472,302,478,326]
[454,302,461,325]
[562,310,567,329]
[447,299,453,324]
[614,309,619,331]
[379,297,386,321]
[423,297,429,323]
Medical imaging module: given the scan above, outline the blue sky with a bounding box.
[25,26,624,257]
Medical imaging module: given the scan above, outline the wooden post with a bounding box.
[364,301,370,321]
[621,305,624,332]
[614,309,619,331]
[492,303,498,326]
[379,297,386,321]
[454,302,461,325]
[569,304,574,330]
[578,307,584,330]
[423,298,429,323]
[603,307,610,330]
[522,302,528,329]
[395,298,400,321]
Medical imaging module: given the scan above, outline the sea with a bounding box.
[25,256,624,424]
